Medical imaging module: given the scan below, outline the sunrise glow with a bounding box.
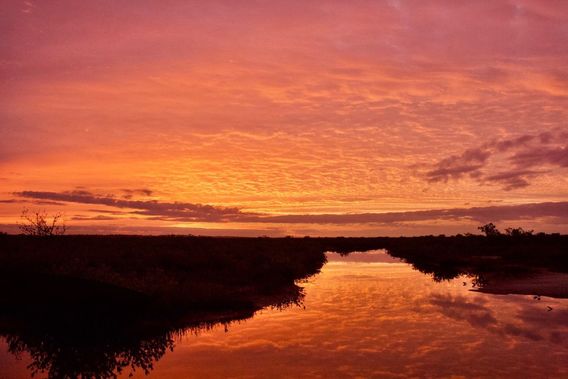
[2,1,567,235]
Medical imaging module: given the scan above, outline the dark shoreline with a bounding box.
[1,234,567,306]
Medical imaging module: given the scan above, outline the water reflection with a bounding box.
[428,293,568,343]
[380,245,568,298]
[0,284,304,378]
[5,327,175,378]
[140,254,566,378]
[1,249,567,378]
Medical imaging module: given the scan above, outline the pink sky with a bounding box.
[1,0,567,235]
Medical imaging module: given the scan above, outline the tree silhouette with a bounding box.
[504,227,534,237]
[478,223,501,237]
[18,208,66,236]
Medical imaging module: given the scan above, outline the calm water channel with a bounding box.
[1,250,567,378]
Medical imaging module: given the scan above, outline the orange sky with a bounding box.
[1,1,567,235]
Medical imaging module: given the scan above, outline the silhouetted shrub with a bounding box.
[505,227,533,237]
[478,223,501,236]
[18,208,66,236]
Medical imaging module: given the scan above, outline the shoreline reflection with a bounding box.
[2,246,567,378]
[0,284,305,378]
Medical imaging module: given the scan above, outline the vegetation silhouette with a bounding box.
[18,208,66,236]
[477,222,534,237]
[5,323,176,378]
[0,296,294,379]
[478,222,501,237]
[0,235,322,378]
[336,225,568,297]
[380,231,567,286]
[0,227,566,377]
[0,266,305,379]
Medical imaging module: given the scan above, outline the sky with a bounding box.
[1,0,567,236]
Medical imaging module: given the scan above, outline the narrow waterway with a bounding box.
[1,250,567,378]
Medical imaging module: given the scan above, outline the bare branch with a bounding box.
[18,208,67,236]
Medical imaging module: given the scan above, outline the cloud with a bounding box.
[426,130,568,190]
[0,199,65,206]
[14,190,249,222]
[494,134,536,152]
[510,145,568,168]
[120,188,153,199]
[483,169,544,190]
[245,202,568,224]
[13,190,568,225]
[426,147,490,182]
[2,0,568,231]
[70,215,118,221]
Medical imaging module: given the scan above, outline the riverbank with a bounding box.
[0,234,566,312]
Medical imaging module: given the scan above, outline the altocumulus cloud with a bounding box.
[426,130,568,190]
[14,190,568,225]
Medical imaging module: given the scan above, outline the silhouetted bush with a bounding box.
[504,227,533,237]
[478,222,501,236]
[18,208,66,236]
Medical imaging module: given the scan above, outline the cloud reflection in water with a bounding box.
[1,251,566,378]
[144,254,568,378]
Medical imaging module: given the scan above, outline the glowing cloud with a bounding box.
[1,1,567,234]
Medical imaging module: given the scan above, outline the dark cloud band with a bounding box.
[14,190,568,225]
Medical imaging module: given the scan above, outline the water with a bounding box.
[1,251,567,378]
